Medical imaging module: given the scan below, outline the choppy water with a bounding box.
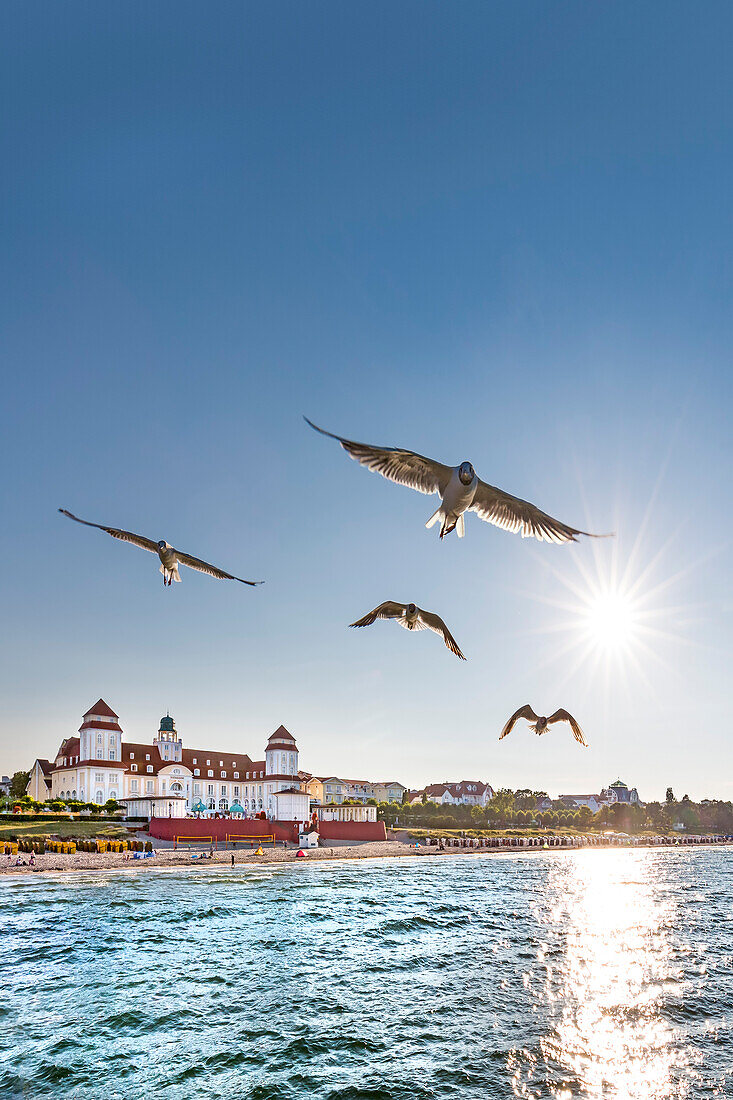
[2,848,733,1099]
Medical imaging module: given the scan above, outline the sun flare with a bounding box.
[582,590,640,651]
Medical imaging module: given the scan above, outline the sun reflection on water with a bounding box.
[511,851,688,1100]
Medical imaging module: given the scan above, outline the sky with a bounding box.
[1,1,731,801]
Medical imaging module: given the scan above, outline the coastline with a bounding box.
[3,838,732,878]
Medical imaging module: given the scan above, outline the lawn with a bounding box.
[0,820,133,840]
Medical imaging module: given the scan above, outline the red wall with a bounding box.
[148,816,387,844]
[318,819,387,842]
[149,817,297,844]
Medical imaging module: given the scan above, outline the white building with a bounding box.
[422,781,494,807]
[29,699,306,821]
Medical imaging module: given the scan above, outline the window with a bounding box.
[221,785,226,796]
[146,754,150,761]
[206,759,210,766]
[147,765,153,773]
[234,771,239,779]
[231,762,237,768]
[194,783,200,794]
[219,760,223,767]
[95,773,103,782]
[109,750,116,760]
[129,752,135,760]
[207,798,215,810]
[207,785,213,796]
[218,798,228,811]
[97,733,102,744]
[194,768,200,776]
[220,771,226,779]
[234,786,240,796]
[130,779,139,793]
[131,764,137,772]
[208,770,213,777]
[192,757,197,764]
[95,789,103,803]
[96,750,103,759]
[173,768,180,775]
[246,772,250,780]
[146,780,153,793]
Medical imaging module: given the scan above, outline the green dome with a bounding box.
[159,714,176,733]
[230,801,245,814]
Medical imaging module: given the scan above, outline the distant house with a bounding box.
[26,760,52,802]
[305,776,406,805]
[558,794,601,813]
[600,779,641,806]
[557,779,642,814]
[423,781,494,808]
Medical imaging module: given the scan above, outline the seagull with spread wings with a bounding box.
[499,705,587,746]
[305,417,609,542]
[349,601,466,660]
[59,509,264,588]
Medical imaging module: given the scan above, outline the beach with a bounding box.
[4,836,731,876]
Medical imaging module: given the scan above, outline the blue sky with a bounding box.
[1,1,731,800]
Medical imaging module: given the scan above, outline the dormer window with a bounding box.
[231,762,237,767]
[233,771,239,779]
[194,769,200,776]
[220,771,226,778]
[206,759,210,766]
[146,754,150,761]
[208,770,213,778]
[131,764,137,772]
[192,757,197,764]
[219,760,223,767]
[147,765,153,773]
[130,752,135,760]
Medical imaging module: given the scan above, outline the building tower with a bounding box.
[264,726,299,816]
[152,713,183,762]
[78,699,123,763]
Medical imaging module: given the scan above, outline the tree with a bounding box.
[10,771,30,799]
[104,799,122,814]
[666,788,675,804]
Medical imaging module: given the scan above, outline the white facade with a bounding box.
[42,701,302,820]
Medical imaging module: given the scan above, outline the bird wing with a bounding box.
[305,418,452,496]
[547,708,588,746]
[174,550,263,585]
[349,602,406,628]
[59,509,159,553]
[499,704,540,741]
[417,609,467,660]
[468,482,608,544]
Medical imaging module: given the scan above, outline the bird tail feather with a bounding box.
[456,514,465,538]
[425,507,443,530]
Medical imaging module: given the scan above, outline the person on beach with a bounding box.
[231,854,234,866]
[29,852,35,865]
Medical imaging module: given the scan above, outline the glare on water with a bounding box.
[513,850,687,1100]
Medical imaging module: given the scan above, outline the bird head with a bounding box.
[458,462,475,485]
[157,540,169,550]
[407,603,417,614]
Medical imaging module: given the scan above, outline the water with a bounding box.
[2,848,732,1099]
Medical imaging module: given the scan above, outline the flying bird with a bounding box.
[499,705,587,746]
[305,417,609,542]
[59,509,264,588]
[349,601,466,660]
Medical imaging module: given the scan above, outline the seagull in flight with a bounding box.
[59,509,264,588]
[305,417,609,542]
[349,601,466,660]
[499,705,587,746]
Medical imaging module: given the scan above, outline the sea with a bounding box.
[2,847,732,1099]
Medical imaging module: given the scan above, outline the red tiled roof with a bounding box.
[37,759,53,776]
[267,725,296,744]
[119,742,267,780]
[83,699,119,720]
[78,719,123,733]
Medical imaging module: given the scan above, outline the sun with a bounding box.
[582,590,640,652]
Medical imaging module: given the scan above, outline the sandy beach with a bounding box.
[3,837,731,876]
